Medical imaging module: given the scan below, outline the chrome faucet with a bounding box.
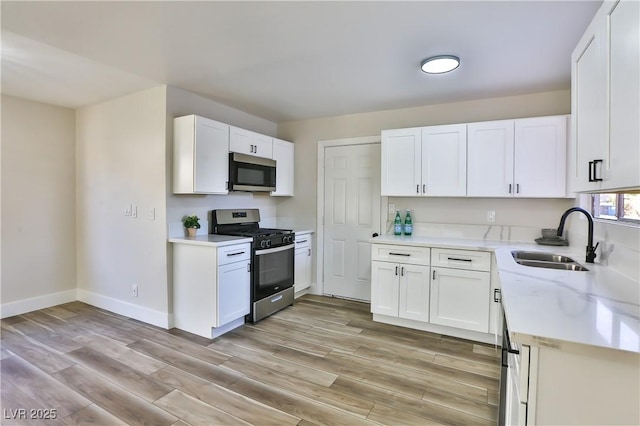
[556,207,599,263]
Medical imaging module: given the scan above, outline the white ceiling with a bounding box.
[1,1,602,123]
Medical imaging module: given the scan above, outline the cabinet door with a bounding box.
[217,260,250,327]
[430,267,490,332]
[514,116,567,197]
[381,128,422,196]
[271,138,295,196]
[607,0,640,190]
[421,124,467,196]
[294,247,311,292]
[371,261,399,316]
[467,120,515,197]
[571,14,608,192]
[398,264,430,322]
[229,126,273,159]
[173,115,229,194]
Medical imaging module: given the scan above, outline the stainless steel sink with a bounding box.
[512,251,575,263]
[511,250,589,271]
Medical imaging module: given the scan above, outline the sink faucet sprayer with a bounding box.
[556,207,599,263]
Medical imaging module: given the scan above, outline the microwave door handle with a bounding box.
[254,245,294,255]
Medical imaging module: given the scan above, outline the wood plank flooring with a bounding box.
[0,295,500,425]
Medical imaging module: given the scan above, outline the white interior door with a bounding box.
[323,143,381,301]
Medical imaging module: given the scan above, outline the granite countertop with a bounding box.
[371,234,640,354]
[168,235,252,247]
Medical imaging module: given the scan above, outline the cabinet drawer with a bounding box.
[371,244,430,266]
[295,235,311,249]
[431,248,490,272]
[218,243,251,266]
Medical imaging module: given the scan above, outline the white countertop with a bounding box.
[371,234,640,354]
[168,235,252,247]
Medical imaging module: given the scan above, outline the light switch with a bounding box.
[148,208,155,221]
[124,204,132,216]
[132,205,138,218]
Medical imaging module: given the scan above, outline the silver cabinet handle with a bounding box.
[296,239,308,244]
[516,183,520,194]
[432,270,436,280]
[247,263,251,272]
[307,248,311,256]
[508,183,512,194]
[395,266,398,276]
[227,251,246,256]
[389,252,410,257]
[416,184,420,194]
[401,266,405,276]
[423,184,426,193]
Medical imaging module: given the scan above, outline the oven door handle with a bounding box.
[254,244,294,256]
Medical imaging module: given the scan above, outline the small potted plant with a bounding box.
[182,214,201,238]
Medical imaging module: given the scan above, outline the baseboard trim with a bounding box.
[1,289,78,319]
[77,289,170,329]
[372,313,500,346]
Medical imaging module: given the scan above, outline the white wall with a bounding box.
[75,86,170,326]
[1,95,77,317]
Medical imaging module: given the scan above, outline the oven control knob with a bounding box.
[260,240,268,248]
[266,240,272,248]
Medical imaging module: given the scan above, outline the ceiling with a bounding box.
[1,1,602,123]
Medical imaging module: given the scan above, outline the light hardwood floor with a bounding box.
[1,295,500,425]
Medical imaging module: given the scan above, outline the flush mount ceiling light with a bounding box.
[421,55,460,74]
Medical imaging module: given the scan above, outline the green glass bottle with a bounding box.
[404,209,413,236]
[393,210,402,235]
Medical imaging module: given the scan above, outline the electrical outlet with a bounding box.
[132,284,138,298]
[487,210,496,223]
[388,204,395,215]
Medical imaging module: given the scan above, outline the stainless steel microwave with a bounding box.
[228,152,276,192]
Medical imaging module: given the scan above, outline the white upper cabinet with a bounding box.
[421,124,467,196]
[607,0,640,190]
[514,116,567,198]
[381,124,466,197]
[571,0,640,192]
[229,126,273,159]
[467,120,515,197]
[271,138,295,197]
[381,127,422,196]
[173,115,229,194]
[571,7,609,192]
[468,116,567,198]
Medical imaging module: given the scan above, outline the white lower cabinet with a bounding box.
[217,260,251,326]
[509,342,640,425]
[172,242,250,339]
[371,261,430,322]
[371,242,495,343]
[429,247,491,333]
[294,233,312,294]
[430,267,490,333]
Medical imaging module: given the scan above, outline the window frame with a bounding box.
[591,193,640,225]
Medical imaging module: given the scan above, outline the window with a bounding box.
[591,193,640,224]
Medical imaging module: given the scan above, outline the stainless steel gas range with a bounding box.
[210,209,294,323]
